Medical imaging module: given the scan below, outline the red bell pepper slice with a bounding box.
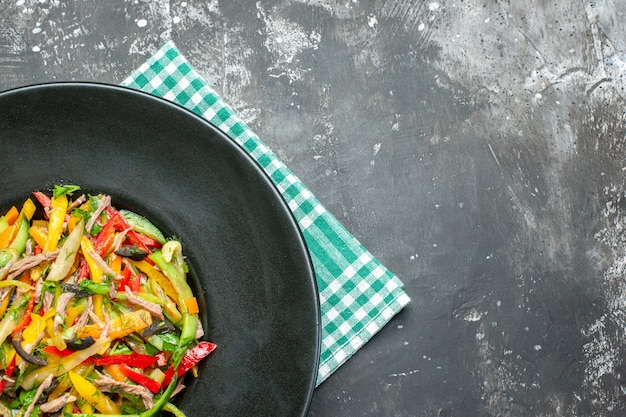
[104,206,118,219]
[42,345,75,357]
[0,356,16,395]
[116,267,132,291]
[178,341,218,374]
[104,207,132,233]
[77,258,90,282]
[161,367,175,389]
[160,341,217,388]
[125,231,152,256]
[126,230,161,249]
[117,268,140,293]
[118,363,161,393]
[94,212,125,257]
[129,273,141,293]
[12,295,36,334]
[97,208,154,257]
[92,352,158,368]
[32,192,51,210]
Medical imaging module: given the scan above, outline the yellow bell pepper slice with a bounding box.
[108,253,122,275]
[30,265,45,281]
[67,215,81,234]
[148,278,182,323]
[3,207,18,225]
[103,364,126,382]
[80,236,105,320]
[28,225,48,249]
[47,364,93,401]
[20,337,109,390]
[78,309,152,341]
[50,332,67,351]
[32,219,48,228]
[80,237,103,283]
[44,194,67,252]
[22,309,54,346]
[184,297,200,315]
[1,349,15,371]
[69,371,121,414]
[44,307,57,341]
[47,373,71,401]
[65,303,85,328]
[133,260,179,303]
[79,402,94,414]
[0,225,17,249]
[18,198,36,221]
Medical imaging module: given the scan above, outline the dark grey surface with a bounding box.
[2,1,626,416]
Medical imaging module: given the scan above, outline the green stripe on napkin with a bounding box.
[122,41,410,385]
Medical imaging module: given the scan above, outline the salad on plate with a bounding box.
[0,185,216,417]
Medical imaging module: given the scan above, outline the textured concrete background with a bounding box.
[2,1,626,416]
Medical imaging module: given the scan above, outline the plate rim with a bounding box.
[0,81,322,417]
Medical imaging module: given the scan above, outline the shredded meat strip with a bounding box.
[0,288,11,309]
[7,250,58,280]
[196,319,205,339]
[33,277,44,300]
[73,296,92,330]
[23,374,53,417]
[23,332,45,355]
[94,375,154,409]
[18,331,46,375]
[86,195,111,234]
[1,376,14,391]
[43,291,54,312]
[112,227,132,252]
[101,304,111,339]
[66,194,87,212]
[24,239,33,257]
[171,380,186,398]
[39,393,77,413]
[53,292,74,332]
[87,309,104,327]
[86,249,123,280]
[124,287,163,320]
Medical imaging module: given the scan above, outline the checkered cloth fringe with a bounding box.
[122,41,410,385]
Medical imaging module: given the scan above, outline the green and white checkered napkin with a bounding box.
[122,41,410,386]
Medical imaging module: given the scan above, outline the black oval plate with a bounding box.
[0,82,320,416]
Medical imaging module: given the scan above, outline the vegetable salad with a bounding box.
[0,185,216,417]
